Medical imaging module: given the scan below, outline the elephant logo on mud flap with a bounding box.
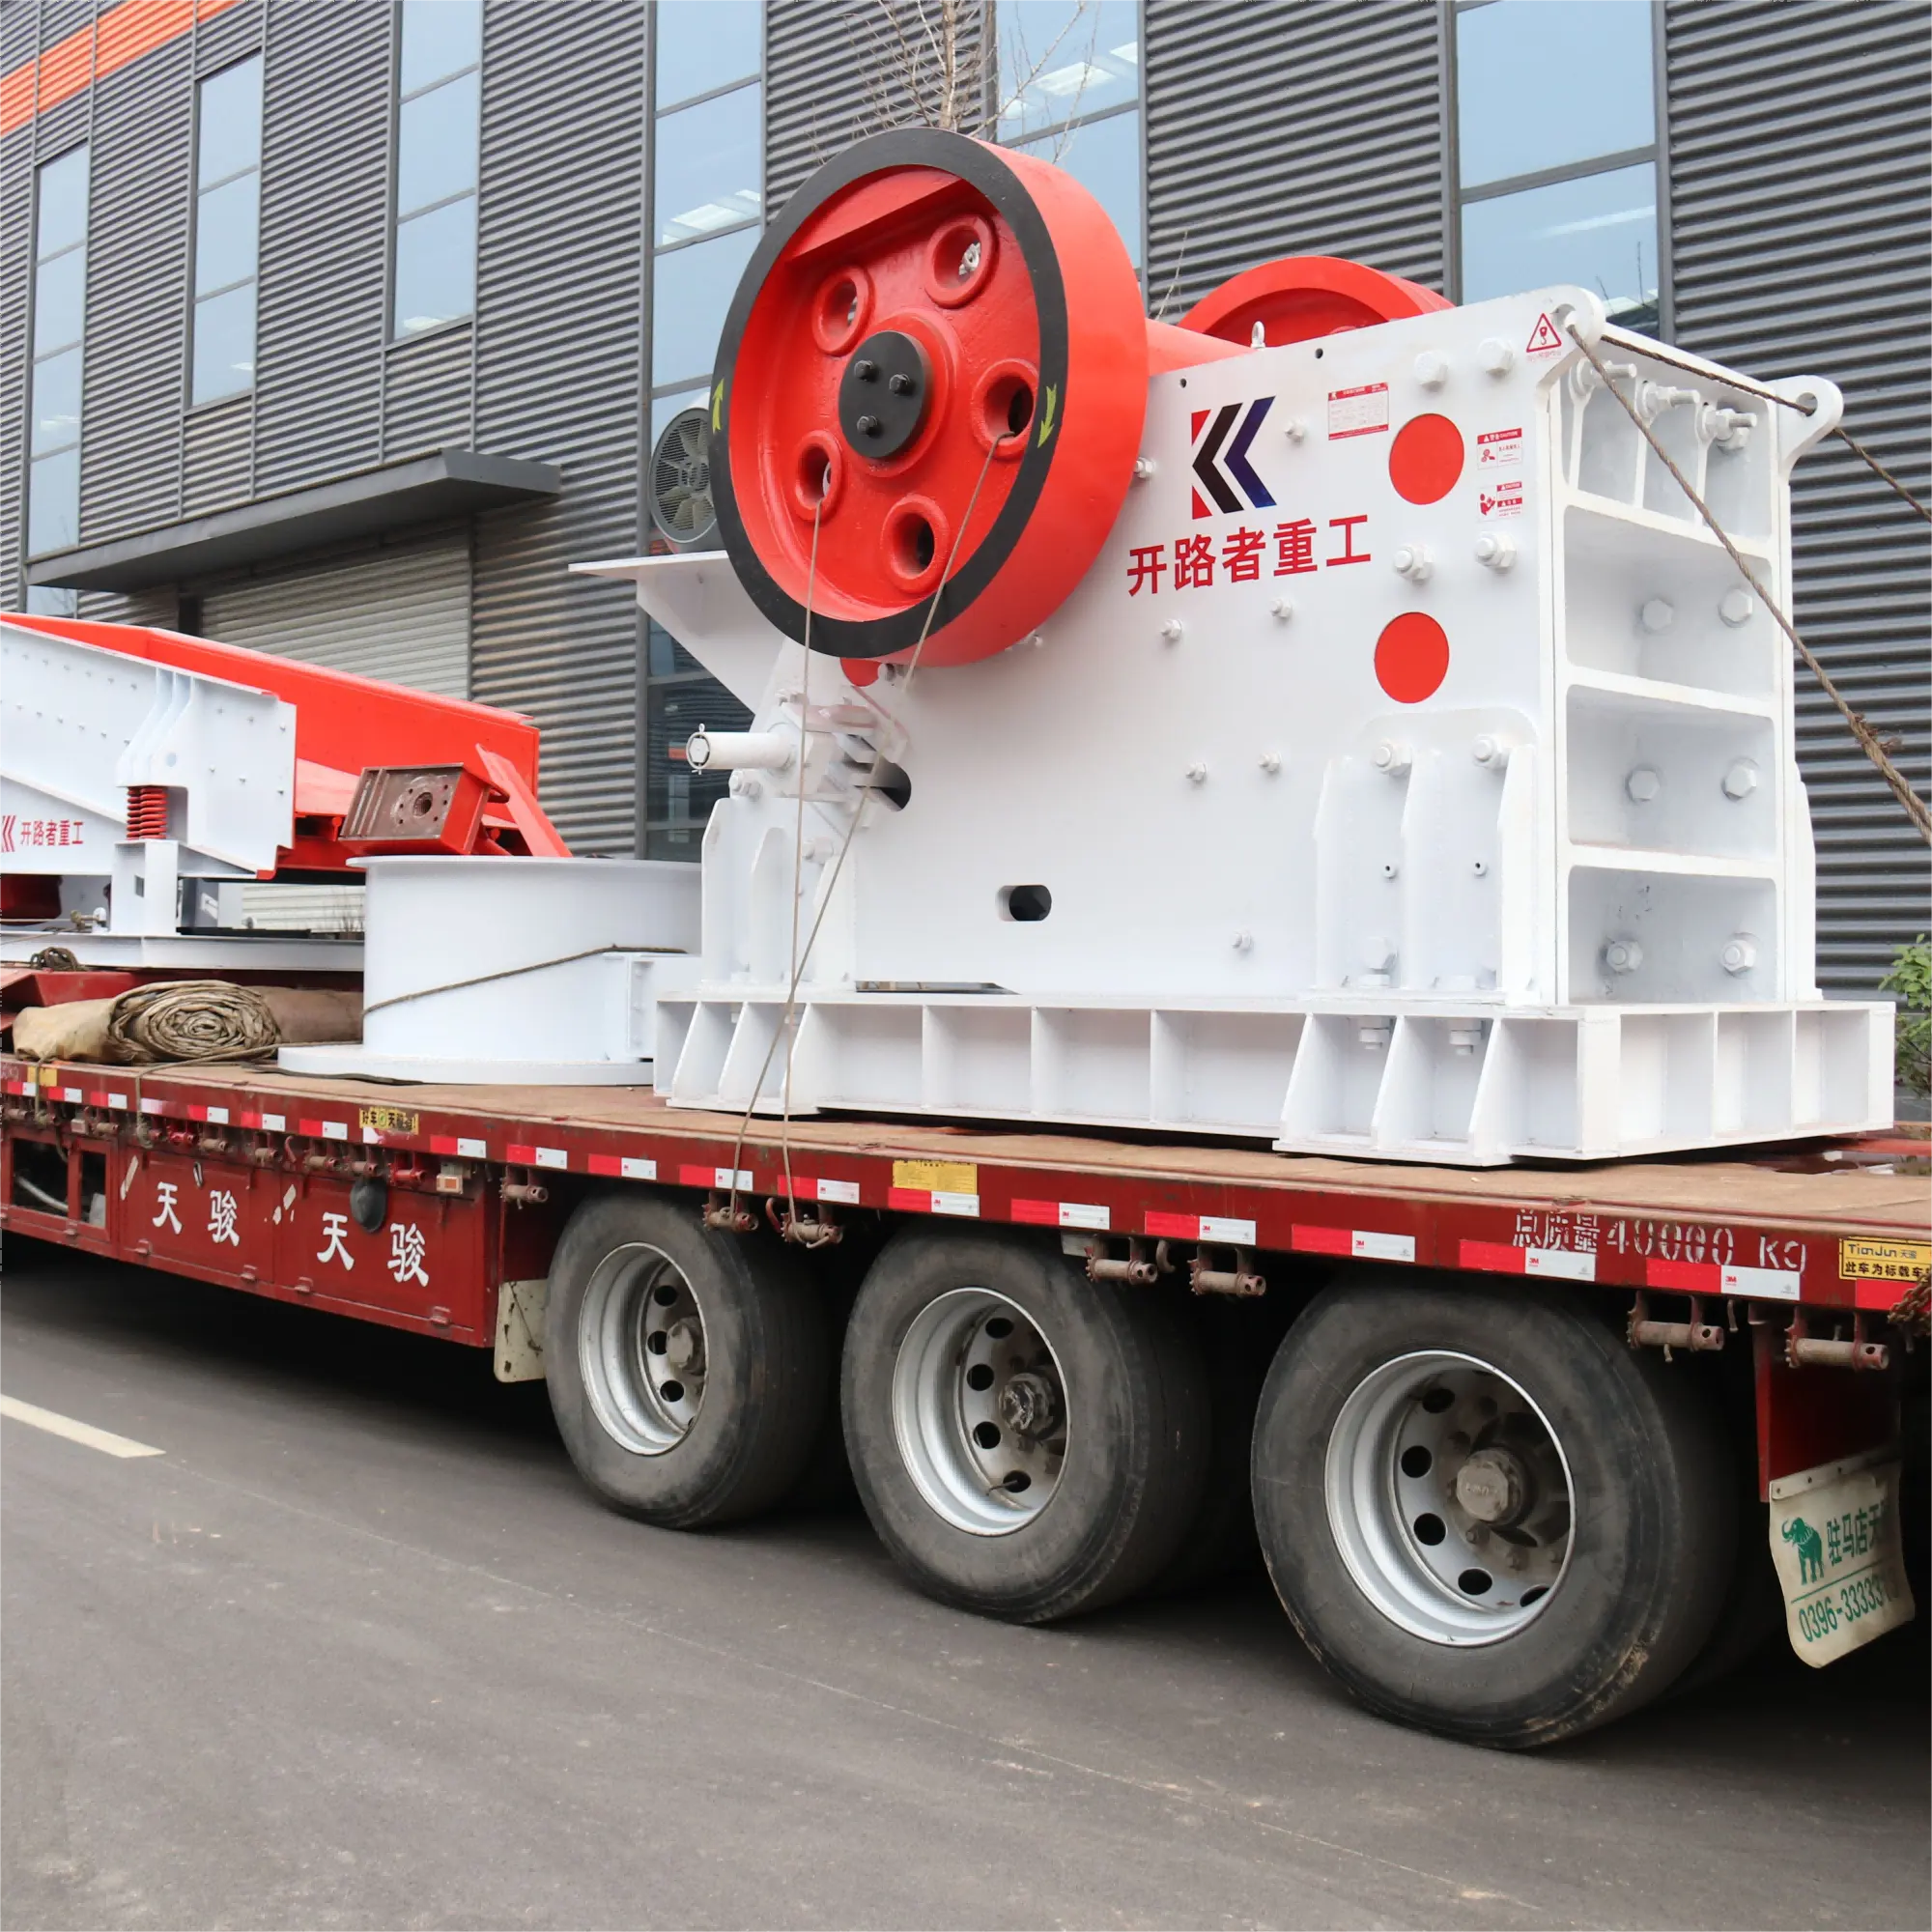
[1781,1516,1825,1583]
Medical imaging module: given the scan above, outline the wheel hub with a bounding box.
[1453,1445,1529,1525]
[578,1245,708,1457]
[998,1369,1059,1440]
[1323,1350,1575,1646]
[838,328,930,458]
[891,1287,1068,1535]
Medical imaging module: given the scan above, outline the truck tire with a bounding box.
[841,1228,1211,1623]
[1252,1275,1736,1747]
[545,1191,828,1529]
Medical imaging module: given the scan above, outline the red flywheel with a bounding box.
[710,129,1151,668]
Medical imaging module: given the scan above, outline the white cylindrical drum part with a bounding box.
[357,857,699,1058]
[686,727,794,772]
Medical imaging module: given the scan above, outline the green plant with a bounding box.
[1880,935,1932,1099]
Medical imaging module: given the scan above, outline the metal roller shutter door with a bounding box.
[201,530,472,697]
[1666,0,1932,992]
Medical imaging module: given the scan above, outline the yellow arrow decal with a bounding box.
[712,381,725,433]
[1037,384,1058,446]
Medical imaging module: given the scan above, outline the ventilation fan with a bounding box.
[648,406,717,552]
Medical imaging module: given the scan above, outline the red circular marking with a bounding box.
[1388,413,1464,505]
[1376,612,1450,703]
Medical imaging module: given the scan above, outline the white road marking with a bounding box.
[0,1394,164,1459]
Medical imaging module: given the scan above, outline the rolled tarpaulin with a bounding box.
[11,981,362,1065]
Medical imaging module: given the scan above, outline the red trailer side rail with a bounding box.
[5,1055,1923,1474]
[7,1053,1924,1747]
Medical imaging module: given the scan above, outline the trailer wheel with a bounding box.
[842,1228,1210,1622]
[1252,1276,1736,1747]
[545,1192,828,1529]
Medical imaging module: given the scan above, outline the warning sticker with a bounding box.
[1476,427,1523,469]
[1327,383,1390,440]
[1839,1237,1932,1283]
[892,1158,979,1197]
[1479,479,1524,519]
[1525,311,1565,355]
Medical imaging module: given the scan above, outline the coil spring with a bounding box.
[126,784,169,839]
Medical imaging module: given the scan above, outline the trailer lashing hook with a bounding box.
[1627,1290,1725,1358]
[1085,1236,1160,1285]
[1190,1244,1266,1298]
[701,1189,756,1235]
[765,1194,843,1246]
[1783,1306,1890,1374]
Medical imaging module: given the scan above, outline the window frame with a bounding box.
[1443,0,1672,339]
[639,2,767,856]
[26,145,89,582]
[388,0,484,343]
[188,53,264,409]
[994,0,1146,278]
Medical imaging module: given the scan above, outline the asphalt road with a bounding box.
[3,1245,1925,1932]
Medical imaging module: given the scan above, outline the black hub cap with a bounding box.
[838,328,929,458]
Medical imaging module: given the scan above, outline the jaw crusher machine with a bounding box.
[578,127,1886,1164]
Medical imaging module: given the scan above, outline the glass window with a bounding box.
[655,0,760,107]
[397,70,480,214]
[395,196,477,334]
[998,0,1140,142]
[393,0,481,337]
[1462,160,1659,327]
[192,57,262,404]
[31,347,82,456]
[193,173,260,296]
[192,282,258,402]
[197,56,264,185]
[400,0,482,95]
[32,247,85,356]
[34,147,88,257]
[1457,0,1654,190]
[653,223,758,388]
[654,84,762,245]
[646,673,749,836]
[28,447,80,555]
[1022,107,1141,270]
[30,147,86,559]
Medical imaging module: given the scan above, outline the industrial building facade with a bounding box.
[2,0,1926,988]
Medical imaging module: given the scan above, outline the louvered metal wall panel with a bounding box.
[766,0,984,213]
[200,529,472,697]
[194,0,262,72]
[0,124,31,610]
[184,392,252,514]
[76,584,177,626]
[1668,0,1931,993]
[384,323,474,460]
[78,33,188,540]
[469,0,645,854]
[253,0,387,494]
[1144,0,1445,315]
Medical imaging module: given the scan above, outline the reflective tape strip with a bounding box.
[1012,1199,1110,1231]
[532,1148,567,1170]
[260,1113,286,1133]
[61,1086,83,1103]
[1648,1258,1802,1301]
[1460,1239,1597,1282]
[889,1187,980,1218]
[1145,1210,1259,1244]
[773,1175,862,1205]
[680,1165,753,1190]
[1293,1225,1416,1264]
[587,1153,658,1180]
[105,1094,130,1111]
[139,1098,166,1116]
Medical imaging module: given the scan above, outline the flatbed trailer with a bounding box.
[5,1051,1926,1748]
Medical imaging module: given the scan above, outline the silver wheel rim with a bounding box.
[1323,1350,1574,1646]
[892,1287,1067,1535]
[579,1242,707,1456]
